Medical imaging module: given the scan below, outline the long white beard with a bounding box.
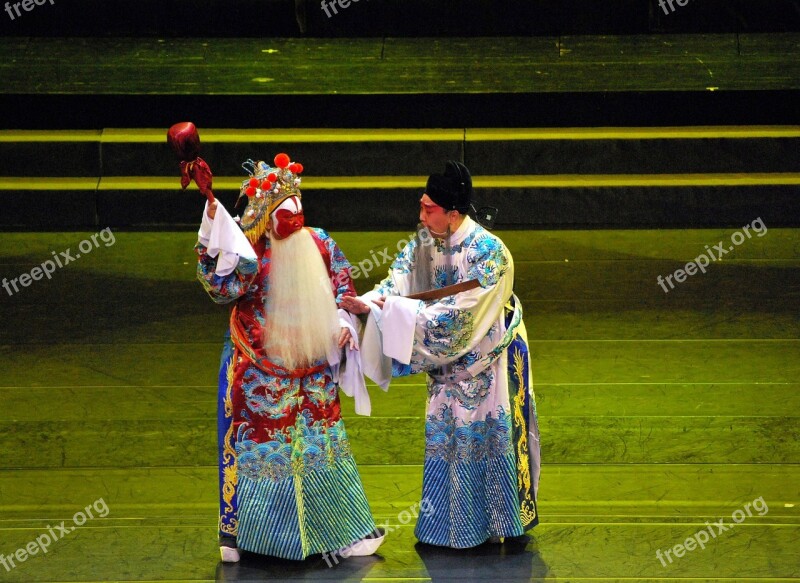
[263,228,340,370]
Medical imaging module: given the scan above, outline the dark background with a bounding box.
[1,0,799,37]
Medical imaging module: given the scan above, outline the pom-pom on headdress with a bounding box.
[238,152,304,243]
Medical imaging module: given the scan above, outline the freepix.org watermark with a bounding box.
[349,227,435,281]
[322,498,434,567]
[328,227,435,291]
[320,0,368,18]
[2,228,116,297]
[656,217,767,294]
[655,496,768,567]
[0,498,110,573]
[4,0,54,21]
[658,0,690,15]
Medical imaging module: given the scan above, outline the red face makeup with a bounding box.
[271,196,305,239]
[419,194,451,236]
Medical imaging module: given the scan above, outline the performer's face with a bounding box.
[420,194,453,237]
[270,196,305,240]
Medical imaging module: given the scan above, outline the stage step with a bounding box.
[4,127,800,177]
[0,127,798,229]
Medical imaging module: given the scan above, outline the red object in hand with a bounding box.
[167,122,200,160]
[167,121,216,203]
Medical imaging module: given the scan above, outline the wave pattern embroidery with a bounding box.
[425,404,512,463]
[236,414,352,483]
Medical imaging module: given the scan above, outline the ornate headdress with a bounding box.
[238,152,304,243]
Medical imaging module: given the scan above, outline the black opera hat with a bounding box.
[426,160,472,214]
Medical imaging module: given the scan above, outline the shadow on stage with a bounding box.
[215,536,549,582]
[413,537,550,582]
[215,552,382,582]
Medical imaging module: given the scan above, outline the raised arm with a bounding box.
[196,201,259,304]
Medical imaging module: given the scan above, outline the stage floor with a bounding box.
[0,228,798,582]
[1,34,799,128]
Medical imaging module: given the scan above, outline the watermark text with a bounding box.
[656,217,766,294]
[5,0,54,21]
[0,498,110,572]
[2,228,116,297]
[658,0,690,15]
[322,497,434,566]
[655,496,768,567]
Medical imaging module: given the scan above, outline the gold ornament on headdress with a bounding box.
[238,153,304,243]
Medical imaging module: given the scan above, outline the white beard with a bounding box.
[262,228,340,370]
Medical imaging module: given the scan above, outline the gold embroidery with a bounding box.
[512,346,537,525]
[293,418,309,557]
[219,516,239,537]
[220,351,238,536]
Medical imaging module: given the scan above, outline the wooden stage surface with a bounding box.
[0,34,798,128]
[0,228,797,582]
[1,34,798,94]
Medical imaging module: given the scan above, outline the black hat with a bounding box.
[426,161,472,214]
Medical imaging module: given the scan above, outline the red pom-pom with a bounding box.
[260,180,272,191]
[294,163,303,174]
[267,172,277,182]
[245,186,256,197]
[274,153,290,169]
[249,177,259,188]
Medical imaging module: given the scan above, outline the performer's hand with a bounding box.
[373,297,386,309]
[340,296,370,315]
[207,200,218,219]
[338,327,357,350]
